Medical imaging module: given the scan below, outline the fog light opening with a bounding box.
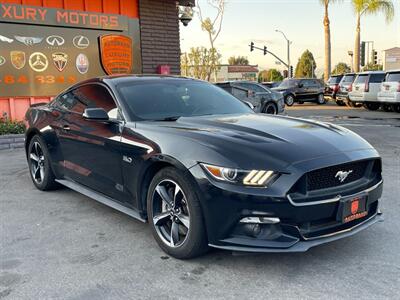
[239,216,280,224]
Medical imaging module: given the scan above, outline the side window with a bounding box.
[57,91,87,113]
[369,74,385,83]
[73,85,119,119]
[301,80,312,88]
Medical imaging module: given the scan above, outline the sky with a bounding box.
[180,0,400,76]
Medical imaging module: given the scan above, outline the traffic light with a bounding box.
[250,42,254,52]
[372,50,378,64]
[360,41,366,67]
[263,46,267,55]
[290,66,293,78]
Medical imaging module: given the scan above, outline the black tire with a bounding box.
[285,95,295,106]
[382,104,392,112]
[317,93,326,105]
[392,104,400,113]
[364,102,380,111]
[262,102,278,114]
[298,101,304,104]
[335,100,345,106]
[27,135,59,191]
[147,167,209,259]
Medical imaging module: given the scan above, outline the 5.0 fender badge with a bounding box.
[15,36,43,46]
[29,52,48,72]
[10,51,26,69]
[52,52,68,72]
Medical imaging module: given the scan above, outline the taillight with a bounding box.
[397,82,400,92]
[334,84,339,92]
[348,84,352,92]
[365,79,370,92]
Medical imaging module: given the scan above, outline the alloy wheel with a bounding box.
[285,95,294,106]
[30,141,45,184]
[264,103,277,114]
[152,179,190,248]
[317,94,325,104]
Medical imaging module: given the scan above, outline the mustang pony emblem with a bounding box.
[335,170,353,183]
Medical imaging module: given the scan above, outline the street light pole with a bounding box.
[275,29,291,77]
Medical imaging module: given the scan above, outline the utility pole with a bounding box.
[275,29,291,77]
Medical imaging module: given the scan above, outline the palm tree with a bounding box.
[352,0,394,72]
[320,0,339,82]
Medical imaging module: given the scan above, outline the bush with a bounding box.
[0,119,26,135]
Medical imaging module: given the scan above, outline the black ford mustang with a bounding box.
[25,75,383,259]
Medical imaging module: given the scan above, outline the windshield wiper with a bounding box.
[153,116,181,121]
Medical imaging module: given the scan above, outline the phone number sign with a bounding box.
[0,4,141,97]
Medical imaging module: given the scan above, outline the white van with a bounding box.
[349,71,385,110]
[377,70,400,113]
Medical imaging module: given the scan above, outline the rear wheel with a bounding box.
[335,100,345,106]
[317,93,326,104]
[382,104,392,112]
[285,95,295,106]
[28,135,59,191]
[147,167,208,259]
[364,102,380,111]
[262,102,278,114]
[392,104,400,113]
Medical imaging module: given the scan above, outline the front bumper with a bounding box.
[189,158,383,253]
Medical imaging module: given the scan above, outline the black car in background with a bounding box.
[215,81,285,114]
[261,81,282,89]
[24,75,383,259]
[336,73,357,106]
[325,74,344,104]
[272,78,326,106]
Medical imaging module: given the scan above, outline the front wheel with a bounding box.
[147,167,209,259]
[28,135,59,191]
[262,102,278,114]
[382,104,392,112]
[364,102,380,111]
[317,93,326,104]
[392,104,400,113]
[335,100,345,106]
[285,95,295,106]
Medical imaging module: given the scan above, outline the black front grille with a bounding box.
[307,160,370,191]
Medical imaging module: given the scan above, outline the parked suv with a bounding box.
[324,74,344,105]
[377,70,400,113]
[336,73,357,106]
[349,71,385,110]
[272,78,325,106]
[215,81,285,114]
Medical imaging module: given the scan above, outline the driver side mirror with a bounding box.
[83,108,109,121]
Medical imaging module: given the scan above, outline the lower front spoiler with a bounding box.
[209,213,383,253]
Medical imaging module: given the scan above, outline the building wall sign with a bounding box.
[99,35,133,75]
[0,4,141,97]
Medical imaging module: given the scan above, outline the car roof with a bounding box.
[384,69,400,73]
[356,71,385,75]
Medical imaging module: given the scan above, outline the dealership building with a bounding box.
[0,0,194,121]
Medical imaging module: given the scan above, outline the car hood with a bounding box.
[133,113,375,170]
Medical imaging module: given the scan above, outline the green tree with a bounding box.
[352,0,394,72]
[332,62,351,75]
[258,69,283,82]
[180,47,222,80]
[295,50,316,78]
[228,56,249,65]
[362,62,383,71]
[197,0,226,81]
[320,0,342,81]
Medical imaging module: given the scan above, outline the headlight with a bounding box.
[201,163,278,187]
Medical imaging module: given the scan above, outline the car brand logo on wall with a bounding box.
[46,35,65,46]
[29,52,48,72]
[76,53,89,74]
[0,56,6,66]
[73,35,89,49]
[99,34,133,75]
[15,36,43,46]
[335,170,353,183]
[52,52,68,72]
[0,35,14,43]
[10,51,26,69]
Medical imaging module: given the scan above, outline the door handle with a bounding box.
[63,125,70,131]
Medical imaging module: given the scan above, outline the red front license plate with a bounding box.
[338,195,368,223]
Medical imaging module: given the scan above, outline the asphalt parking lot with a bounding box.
[1,103,399,300]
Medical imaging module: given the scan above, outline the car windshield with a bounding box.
[385,72,400,82]
[278,79,297,88]
[342,75,355,83]
[328,76,342,84]
[117,79,253,120]
[354,74,368,84]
